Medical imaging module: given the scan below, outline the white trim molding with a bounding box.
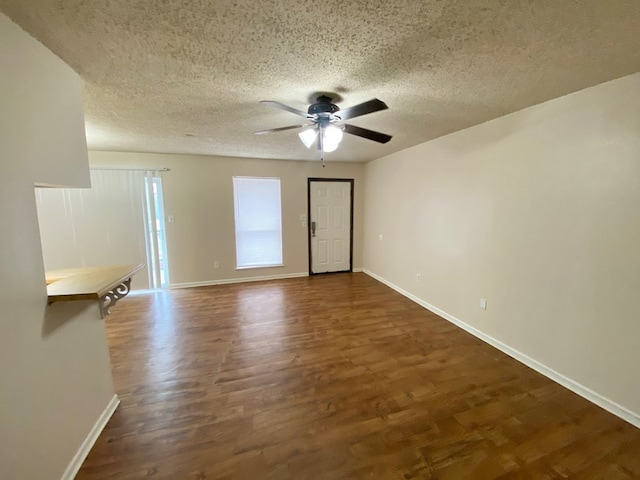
[170,272,309,289]
[61,395,120,480]
[352,267,364,273]
[363,269,640,428]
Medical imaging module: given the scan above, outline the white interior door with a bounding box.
[309,180,352,273]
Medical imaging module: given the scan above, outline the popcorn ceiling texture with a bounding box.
[2,0,640,162]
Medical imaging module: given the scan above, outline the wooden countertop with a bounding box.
[46,264,144,303]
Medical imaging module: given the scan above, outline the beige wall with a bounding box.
[89,151,365,286]
[0,14,115,479]
[363,72,640,419]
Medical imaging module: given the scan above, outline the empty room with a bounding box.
[1,1,639,479]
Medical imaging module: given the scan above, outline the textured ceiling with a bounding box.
[2,1,640,162]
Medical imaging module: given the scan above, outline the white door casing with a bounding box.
[309,179,352,273]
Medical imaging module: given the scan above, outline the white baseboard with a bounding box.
[60,395,120,480]
[352,267,363,273]
[170,271,309,289]
[363,269,640,428]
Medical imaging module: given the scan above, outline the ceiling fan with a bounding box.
[254,94,392,165]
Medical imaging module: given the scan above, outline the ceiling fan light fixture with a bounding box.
[318,124,343,152]
[322,139,339,153]
[324,125,343,145]
[298,128,318,149]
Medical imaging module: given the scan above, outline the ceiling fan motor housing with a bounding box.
[307,95,340,116]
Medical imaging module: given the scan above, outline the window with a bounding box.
[233,176,283,268]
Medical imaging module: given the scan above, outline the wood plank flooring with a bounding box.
[77,273,640,479]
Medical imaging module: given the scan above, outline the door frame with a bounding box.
[307,178,355,275]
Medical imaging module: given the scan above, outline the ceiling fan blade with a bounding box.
[254,124,307,135]
[260,100,310,118]
[338,98,388,120]
[343,124,392,144]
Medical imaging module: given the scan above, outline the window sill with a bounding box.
[235,264,284,270]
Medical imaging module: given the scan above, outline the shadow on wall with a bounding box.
[41,300,96,338]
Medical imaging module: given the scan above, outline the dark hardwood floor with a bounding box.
[77,273,640,479]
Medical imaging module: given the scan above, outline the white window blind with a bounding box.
[233,176,283,268]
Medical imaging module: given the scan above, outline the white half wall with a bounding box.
[88,152,366,285]
[363,72,640,420]
[0,14,116,479]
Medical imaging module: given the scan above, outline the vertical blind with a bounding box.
[35,169,164,290]
[233,176,283,268]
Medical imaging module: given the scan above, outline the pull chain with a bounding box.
[319,126,326,167]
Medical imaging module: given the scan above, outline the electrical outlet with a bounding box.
[167,215,175,223]
[416,273,421,282]
[480,298,487,310]
[214,261,220,269]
